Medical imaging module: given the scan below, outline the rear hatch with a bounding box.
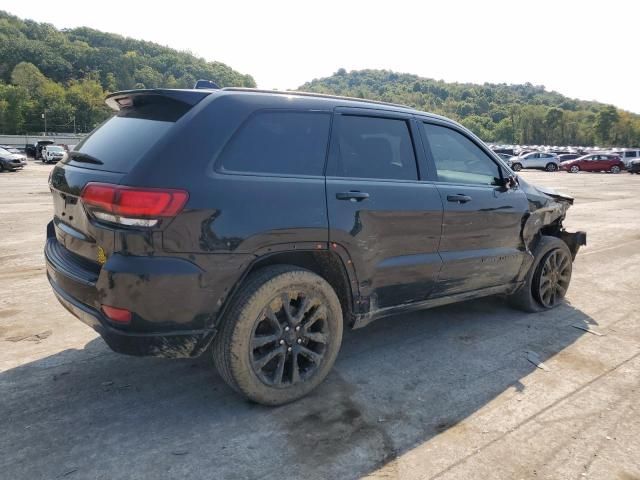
[48,89,210,264]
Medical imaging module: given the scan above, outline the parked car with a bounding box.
[25,143,37,158]
[626,159,640,174]
[492,148,515,156]
[45,87,586,405]
[0,146,27,171]
[510,152,560,172]
[42,145,66,163]
[0,145,26,154]
[560,154,624,173]
[611,149,640,167]
[558,154,582,163]
[495,152,513,167]
[26,140,55,159]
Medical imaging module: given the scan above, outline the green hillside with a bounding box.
[0,10,255,134]
[300,69,640,147]
[1,9,638,147]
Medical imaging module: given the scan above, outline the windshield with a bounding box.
[48,146,64,152]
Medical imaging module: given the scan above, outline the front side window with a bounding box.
[219,111,331,176]
[422,123,501,185]
[329,115,418,181]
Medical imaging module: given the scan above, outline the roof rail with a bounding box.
[220,87,411,110]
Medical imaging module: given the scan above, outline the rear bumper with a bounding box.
[48,273,215,357]
[44,225,216,358]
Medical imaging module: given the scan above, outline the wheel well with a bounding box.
[239,250,355,326]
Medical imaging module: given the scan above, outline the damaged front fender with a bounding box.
[517,176,586,257]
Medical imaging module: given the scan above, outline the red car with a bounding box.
[560,154,624,173]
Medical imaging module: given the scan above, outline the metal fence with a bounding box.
[0,133,87,147]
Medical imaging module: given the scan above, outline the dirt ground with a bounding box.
[1,162,639,480]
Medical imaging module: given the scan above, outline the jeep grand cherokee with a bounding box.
[45,87,586,405]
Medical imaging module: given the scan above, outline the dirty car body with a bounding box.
[45,87,585,403]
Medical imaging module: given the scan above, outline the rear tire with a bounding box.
[512,163,522,172]
[545,163,558,172]
[212,265,343,405]
[570,165,580,173]
[509,236,573,313]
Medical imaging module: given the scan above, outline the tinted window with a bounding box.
[330,115,417,180]
[219,111,330,176]
[67,97,191,173]
[422,123,500,185]
[627,151,637,158]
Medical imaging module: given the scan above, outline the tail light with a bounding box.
[101,305,132,324]
[81,183,188,227]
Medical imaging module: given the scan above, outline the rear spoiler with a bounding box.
[105,89,213,111]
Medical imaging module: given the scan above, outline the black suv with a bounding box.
[45,88,586,405]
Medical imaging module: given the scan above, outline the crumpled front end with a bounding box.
[517,177,586,259]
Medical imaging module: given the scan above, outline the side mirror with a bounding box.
[496,174,518,191]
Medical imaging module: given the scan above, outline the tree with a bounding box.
[595,106,619,145]
[545,108,564,144]
[494,118,515,143]
[11,62,47,93]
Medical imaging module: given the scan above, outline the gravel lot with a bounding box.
[1,162,639,480]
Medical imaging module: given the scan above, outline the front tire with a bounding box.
[610,165,621,174]
[509,236,573,312]
[512,162,523,172]
[213,265,343,405]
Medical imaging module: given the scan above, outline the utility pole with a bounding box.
[73,116,76,134]
[42,110,47,136]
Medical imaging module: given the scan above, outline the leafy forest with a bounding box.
[301,70,640,147]
[0,10,255,134]
[1,10,639,147]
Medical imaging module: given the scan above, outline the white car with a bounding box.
[42,145,66,164]
[611,149,640,167]
[509,152,560,172]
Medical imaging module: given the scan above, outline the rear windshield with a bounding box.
[65,97,190,173]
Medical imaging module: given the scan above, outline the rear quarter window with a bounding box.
[217,111,331,176]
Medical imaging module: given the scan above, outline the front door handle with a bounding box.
[336,191,370,202]
[447,194,472,203]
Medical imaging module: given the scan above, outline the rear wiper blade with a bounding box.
[69,152,103,165]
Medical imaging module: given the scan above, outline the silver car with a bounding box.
[509,152,560,172]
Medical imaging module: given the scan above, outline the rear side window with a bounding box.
[218,111,331,176]
[328,115,418,181]
[67,96,191,173]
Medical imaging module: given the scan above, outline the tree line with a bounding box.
[1,10,638,146]
[0,10,255,134]
[300,69,640,147]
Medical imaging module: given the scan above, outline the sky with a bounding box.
[2,0,639,113]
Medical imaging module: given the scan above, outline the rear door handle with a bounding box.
[447,194,472,204]
[336,191,370,202]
